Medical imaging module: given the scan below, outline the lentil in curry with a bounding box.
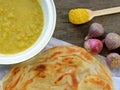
[0,0,44,54]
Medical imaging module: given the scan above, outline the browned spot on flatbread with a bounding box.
[44,57,49,61]
[62,57,73,64]
[5,74,22,90]
[33,65,47,78]
[34,64,46,71]
[66,46,81,53]
[66,46,93,61]
[103,84,112,90]
[55,62,62,73]
[54,72,79,90]
[39,74,46,78]
[54,74,65,85]
[12,67,20,75]
[55,62,62,66]
[50,51,62,58]
[22,79,33,90]
[70,72,79,90]
[64,88,68,90]
[84,74,112,90]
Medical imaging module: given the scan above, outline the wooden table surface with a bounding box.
[53,0,120,56]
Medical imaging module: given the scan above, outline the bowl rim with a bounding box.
[0,0,56,64]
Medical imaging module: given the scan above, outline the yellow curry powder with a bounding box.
[0,0,44,54]
[69,8,89,24]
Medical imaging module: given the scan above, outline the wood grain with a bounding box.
[53,0,120,56]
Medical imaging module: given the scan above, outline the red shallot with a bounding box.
[84,39,103,54]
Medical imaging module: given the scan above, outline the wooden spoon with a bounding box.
[69,6,120,24]
[88,6,120,20]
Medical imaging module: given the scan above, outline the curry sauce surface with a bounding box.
[0,0,44,54]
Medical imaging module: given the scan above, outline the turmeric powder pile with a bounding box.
[69,8,90,24]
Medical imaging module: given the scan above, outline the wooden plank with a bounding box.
[53,0,120,56]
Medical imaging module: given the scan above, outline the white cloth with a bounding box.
[0,37,120,90]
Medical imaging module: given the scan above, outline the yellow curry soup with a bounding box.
[0,0,44,54]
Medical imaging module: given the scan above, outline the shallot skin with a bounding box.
[106,53,120,68]
[84,39,103,54]
[85,23,104,40]
[105,33,120,50]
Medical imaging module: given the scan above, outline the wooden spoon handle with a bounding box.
[92,6,120,17]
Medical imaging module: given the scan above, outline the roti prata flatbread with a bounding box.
[2,46,114,90]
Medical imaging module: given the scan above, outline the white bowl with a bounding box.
[0,0,56,64]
